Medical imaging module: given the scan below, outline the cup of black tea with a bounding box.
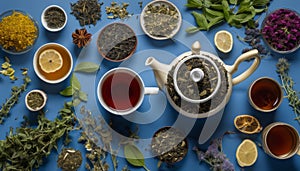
[248,77,283,112]
[97,67,159,115]
[262,122,300,159]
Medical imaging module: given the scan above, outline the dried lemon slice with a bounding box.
[39,49,63,73]
[234,114,262,134]
[214,30,233,53]
[236,139,258,167]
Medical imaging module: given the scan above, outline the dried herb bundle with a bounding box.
[0,103,76,171]
[0,68,30,124]
[70,0,103,26]
[78,105,117,171]
[276,58,300,123]
[194,131,235,171]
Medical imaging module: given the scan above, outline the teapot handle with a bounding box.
[225,49,261,85]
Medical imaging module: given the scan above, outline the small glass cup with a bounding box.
[262,122,300,159]
[248,77,283,112]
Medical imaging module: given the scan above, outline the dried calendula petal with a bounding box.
[234,114,262,134]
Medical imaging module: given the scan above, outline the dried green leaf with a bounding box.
[60,86,74,97]
[79,91,88,102]
[74,62,100,73]
[71,74,81,91]
[185,26,201,33]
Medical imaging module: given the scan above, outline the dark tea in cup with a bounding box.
[97,67,159,115]
[101,70,142,111]
[248,77,283,112]
[262,122,300,159]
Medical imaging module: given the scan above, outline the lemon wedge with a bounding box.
[39,49,63,73]
[236,139,258,167]
[214,30,233,53]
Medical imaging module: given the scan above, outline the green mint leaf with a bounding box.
[185,0,203,8]
[191,11,208,30]
[60,86,74,96]
[222,0,230,21]
[124,144,150,171]
[253,0,270,7]
[72,98,81,107]
[71,74,81,91]
[186,26,201,33]
[74,62,100,73]
[207,16,224,30]
[79,91,88,102]
[229,0,237,5]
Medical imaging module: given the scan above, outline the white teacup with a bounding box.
[97,67,159,115]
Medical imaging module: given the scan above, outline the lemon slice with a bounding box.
[234,114,262,134]
[39,49,63,73]
[214,30,233,53]
[236,139,258,167]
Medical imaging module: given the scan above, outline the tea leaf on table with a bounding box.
[124,144,150,171]
[71,74,81,91]
[74,62,100,73]
[79,91,88,102]
[60,86,74,96]
[185,0,203,8]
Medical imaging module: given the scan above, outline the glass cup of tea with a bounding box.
[248,77,283,112]
[97,67,159,115]
[262,122,300,159]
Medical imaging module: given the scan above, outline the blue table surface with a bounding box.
[1,0,300,171]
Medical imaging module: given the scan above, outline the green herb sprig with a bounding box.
[185,0,270,32]
[276,58,300,123]
[0,68,30,124]
[0,103,76,171]
[60,74,88,106]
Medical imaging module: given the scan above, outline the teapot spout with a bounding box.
[145,57,171,90]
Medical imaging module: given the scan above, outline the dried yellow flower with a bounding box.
[0,11,38,52]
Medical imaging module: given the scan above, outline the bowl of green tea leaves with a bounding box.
[0,10,39,55]
[97,22,137,62]
[151,126,188,166]
[140,0,182,40]
[25,89,47,111]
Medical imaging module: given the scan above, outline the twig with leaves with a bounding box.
[0,68,31,124]
[0,102,76,171]
[276,58,300,123]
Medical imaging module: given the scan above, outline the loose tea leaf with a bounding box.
[70,0,103,26]
[74,62,100,73]
[26,91,45,110]
[106,2,132,19]
[57,148,82,171]
[124,144,150,171]
[0,104,76,170]
[0,69,30,124]
[276,58,300,124]
[44,6,66,29]
[60,86,74,96]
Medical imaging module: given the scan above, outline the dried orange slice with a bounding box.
[214,30,233,53]
[236,139,258,167]
[39,49,63,73]
[234,114,262,134]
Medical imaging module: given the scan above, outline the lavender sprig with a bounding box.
[193,131,235,171]
[276,58,300,123]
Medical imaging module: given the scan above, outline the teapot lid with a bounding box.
[173,54,221,103]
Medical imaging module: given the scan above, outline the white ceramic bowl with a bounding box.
[33,43,73,84]
[41,5,67,32]
[25,89,47,111]
[140,0,182,40]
